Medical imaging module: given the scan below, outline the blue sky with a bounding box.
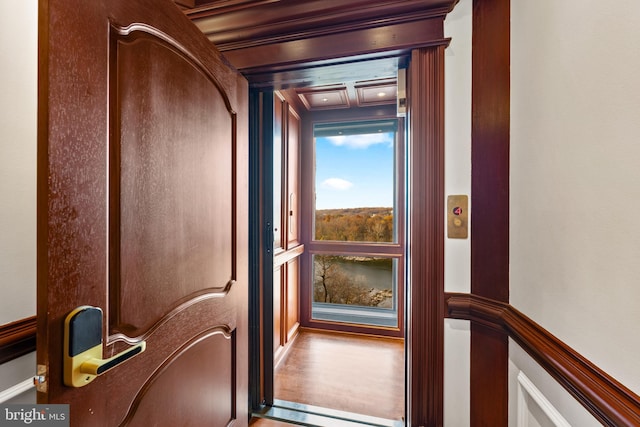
[315,132,395,210]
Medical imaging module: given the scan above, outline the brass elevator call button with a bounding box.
[447,195,468,239]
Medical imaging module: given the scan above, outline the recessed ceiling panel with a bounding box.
[355,78,397,107]
[296,85,350,111]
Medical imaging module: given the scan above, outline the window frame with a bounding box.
[300,110,405,337]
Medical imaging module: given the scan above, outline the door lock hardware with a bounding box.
[63,306,146,388]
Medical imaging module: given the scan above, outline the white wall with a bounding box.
[510,0,640,423]
[0,0,38,402]
[508,340,597,427]
[0,0,37,325]
[0,353,36,404]
[443,0,472,425]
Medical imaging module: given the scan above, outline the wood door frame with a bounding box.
[247,45,447,426]
[405,46,446,426]
[249,90,276,409]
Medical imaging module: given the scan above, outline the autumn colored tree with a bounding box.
[315,207,393,242]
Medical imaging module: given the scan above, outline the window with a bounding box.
[306,119,404,331]
[312,254,398,327]
[314,120,398,243]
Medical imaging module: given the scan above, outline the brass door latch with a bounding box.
[63,306,146,388]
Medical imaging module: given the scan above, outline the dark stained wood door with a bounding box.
[36,0,248,425]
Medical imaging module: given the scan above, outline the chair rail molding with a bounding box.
[445,293,640,427]
[0,316,36,365]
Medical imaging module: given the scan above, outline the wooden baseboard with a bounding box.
[0,316,36,364]
[446,293,640,427]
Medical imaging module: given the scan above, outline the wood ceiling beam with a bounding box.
[173,0,195,9]
[181,0,458,79]
[187,0,457,48]
[223,17,448,75]
[183,0,280,17]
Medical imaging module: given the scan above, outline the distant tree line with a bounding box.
[315,207,394,242]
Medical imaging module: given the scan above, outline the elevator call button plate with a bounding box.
[447,195,468,239]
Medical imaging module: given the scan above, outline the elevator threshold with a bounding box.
[253,399,404,427]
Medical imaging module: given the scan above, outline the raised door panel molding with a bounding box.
[285,258,300,342]
[108,24,237,338]
[119,328,236,426]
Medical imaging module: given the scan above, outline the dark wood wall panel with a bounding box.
[286,258,300,342]
[407,45,445,427]
[470,0,511,425]
[273,92,284,251]
[273,265,283,358]
[272,93,303,367]
[287,107,300,246]
[446,293,640,427]
[471,0,510,302]
[471,324,508,426]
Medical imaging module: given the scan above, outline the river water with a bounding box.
[316,257,394,291]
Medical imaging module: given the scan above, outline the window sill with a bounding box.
[311,302,398,328]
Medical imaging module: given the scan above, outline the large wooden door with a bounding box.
[36,0,248,426]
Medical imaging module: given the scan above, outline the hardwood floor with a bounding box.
[271,330,405,421]
[251,418,297,427]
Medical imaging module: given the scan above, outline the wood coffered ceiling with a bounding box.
[296,85,351,110]
[294,78,397,111]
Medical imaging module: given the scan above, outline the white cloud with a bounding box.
[324,133,393,149]
[321,178,353,191]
